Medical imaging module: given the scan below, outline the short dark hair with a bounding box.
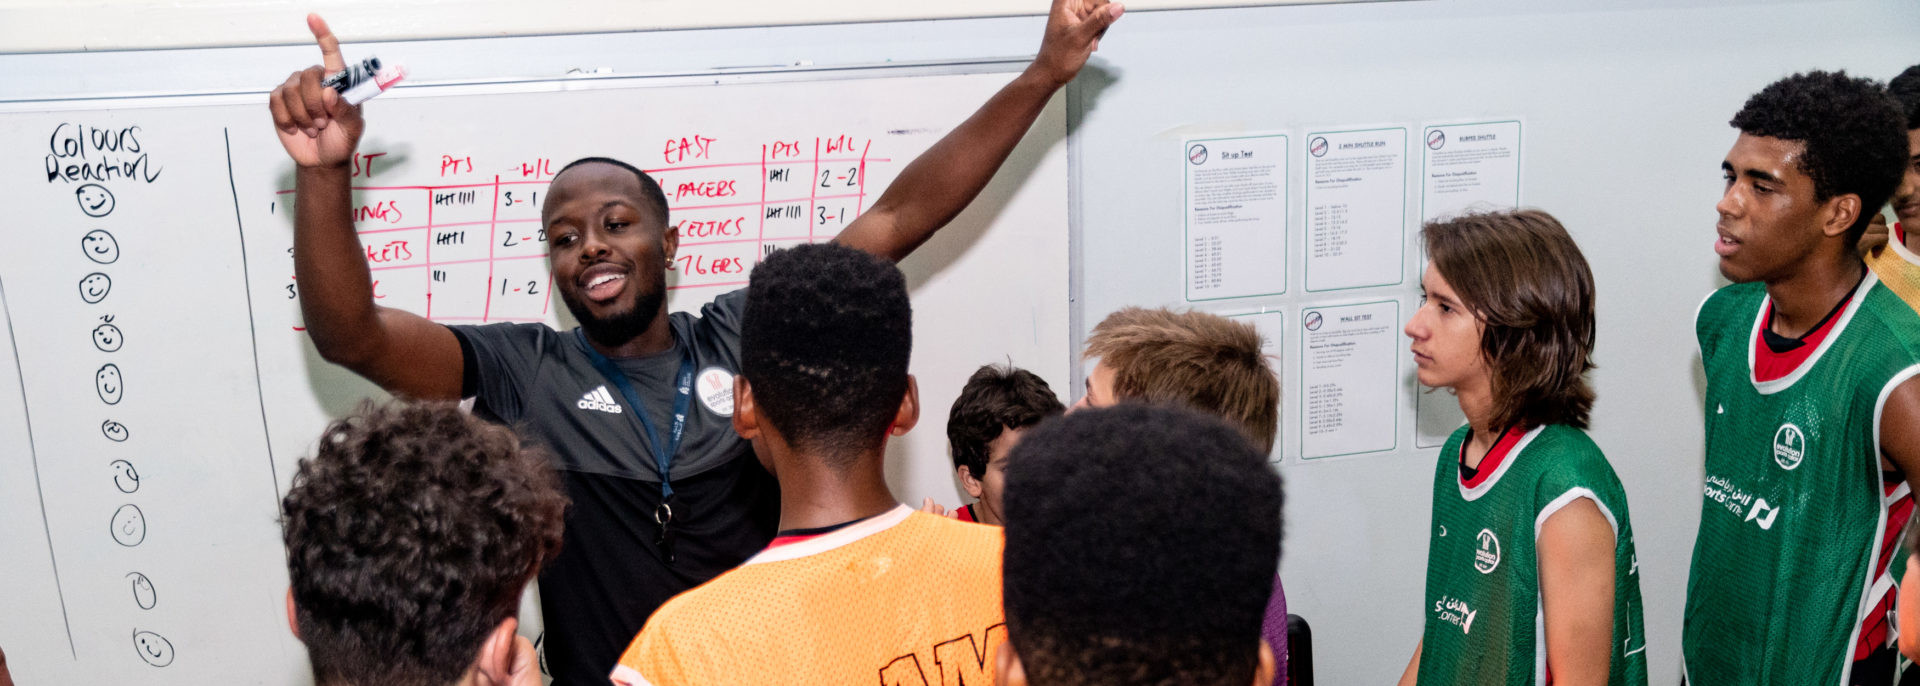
[1730,71,1908,239]
[947,364,1064,477]
[1423,209,1597,432]
[554,156,672,230]
[281,401,567,686]
[741,243,912,463]
[1891,65,1920,130]
[1002,404,1282,686]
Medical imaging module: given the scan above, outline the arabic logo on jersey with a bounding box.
[1772,423,1805,471]
[1434,595,1477,635]
[1746,497,1780,530]
[1474,528,1501,574]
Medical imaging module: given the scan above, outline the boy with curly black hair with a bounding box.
[933,364,1065,525]
[612,243,1007,685]
[996,403,1282,686]
[1683,70,1920,685]
[280,401,567,686]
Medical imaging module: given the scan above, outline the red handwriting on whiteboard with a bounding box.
[354,201,403,224]
[675,254,744,276]
[674,180,736,201]
[350,152,386,178]
[364,241,413,264]
[664,136,716,165]
[511,159,552,179]
[439,155,474,176]
[677,217,747,239]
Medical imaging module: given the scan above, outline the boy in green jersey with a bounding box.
[1395,209,1648,686]
[1683,71,1920,686]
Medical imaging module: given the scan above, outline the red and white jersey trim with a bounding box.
[746,505,915,565]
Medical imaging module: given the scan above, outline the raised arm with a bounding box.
[270,15,463,400]
[833,0,1122,262]
[1537,498,1617,686]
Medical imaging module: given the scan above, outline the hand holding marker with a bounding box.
[325,55,406,106]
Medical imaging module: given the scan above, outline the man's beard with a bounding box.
[564,269,666,349]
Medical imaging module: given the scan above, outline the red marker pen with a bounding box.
[324,56,406,105]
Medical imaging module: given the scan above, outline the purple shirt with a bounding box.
[1263,575,1289,686]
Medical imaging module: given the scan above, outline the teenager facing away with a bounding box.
[1395,210,1648,686]
[1682,71,1920,686]
[268,3,1120,683]
[1863,65,1920,314]
[932,364,1065,525]
[280,401,567,686]
[612,244,1005,685]
[1074,307,1290,684]
[996,404,1281,686]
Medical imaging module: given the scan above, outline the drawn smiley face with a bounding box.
[111,459,140,493]
[76,184,115,217]
[97,363,124,404]
[82,230,120,264]
[132,630,174,667]
[111,503,146,547]
[93,320,124,352]
[102,419,130,442]
[127,572,157,610]
[79,272,112,304]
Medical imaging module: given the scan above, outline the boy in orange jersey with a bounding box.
[1865,65,1920,313]
[612,243,1008,686]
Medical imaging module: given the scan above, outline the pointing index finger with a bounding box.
[308,13,346,73]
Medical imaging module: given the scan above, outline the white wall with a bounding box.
[1069,0,1917,682]
[4,1,1917,683]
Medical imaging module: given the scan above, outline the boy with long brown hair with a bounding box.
[1396,209,1647,686]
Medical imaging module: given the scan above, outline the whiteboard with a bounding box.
[0,65,1069,684]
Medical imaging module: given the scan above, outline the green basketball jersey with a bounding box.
[1682,275,1920,686]
[1418,424,1649,686]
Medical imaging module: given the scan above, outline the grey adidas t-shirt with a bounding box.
[450,288,779,686]
[457,288,750,482]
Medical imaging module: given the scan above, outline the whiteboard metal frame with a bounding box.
[0,0,1403,54]
[0,57,1034,109]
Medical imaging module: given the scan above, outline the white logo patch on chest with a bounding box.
[1772,423,1806,471]
[1474,528,1501,574]
[697,367,736,417]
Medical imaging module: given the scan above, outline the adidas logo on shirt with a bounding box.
[577,386,624,414]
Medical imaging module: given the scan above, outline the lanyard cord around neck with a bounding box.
[574,328,695,506]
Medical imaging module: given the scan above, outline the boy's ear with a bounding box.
[996,640,1027,686]
[958,465,985,499]
[285,589,302,642]
[1819,192,1864,239]
[891,375,921,436]
[473,617,520,685]
[732,375,759,439]
[1252,640,1276,686]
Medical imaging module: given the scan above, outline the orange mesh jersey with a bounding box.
[1867,236,1920,315]
[611,505,1006,686]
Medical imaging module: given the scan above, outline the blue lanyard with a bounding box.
[574,329,695,501]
